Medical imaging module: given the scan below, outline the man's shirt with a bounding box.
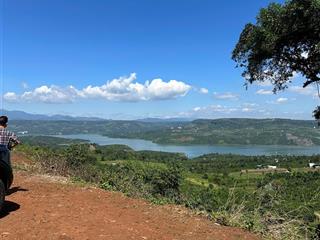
[0,129,19,146]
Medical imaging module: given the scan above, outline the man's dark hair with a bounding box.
[0,116,8,127]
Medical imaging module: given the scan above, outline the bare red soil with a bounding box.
[0,153,260,240]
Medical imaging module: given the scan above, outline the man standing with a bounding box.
[0,116,20,166]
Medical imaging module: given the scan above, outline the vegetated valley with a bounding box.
[10,118,320,146]
[15,132,320,240]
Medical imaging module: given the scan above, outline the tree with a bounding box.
[232,0,320,119]
[63,144,95,168]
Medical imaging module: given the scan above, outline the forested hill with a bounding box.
[192,118,315,129]
[9,118,320,146]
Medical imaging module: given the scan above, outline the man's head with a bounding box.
[0,116,8,128]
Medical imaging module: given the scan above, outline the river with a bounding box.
[53,134,320,158]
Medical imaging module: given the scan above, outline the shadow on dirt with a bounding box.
[0,201,20,218]
[6,186,28,196]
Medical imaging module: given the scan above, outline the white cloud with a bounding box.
[145,78,191,100]
[3,92,19,102]
[190,104,238,115]
[243,102,258,107]
[199,88,209,94]
[213,92,239,100]
[256,89,273,95]
[276,97,288,104]
[289,85,316,96]
[82,74,190,101]
[175,104,272,119]
[3,73,191,103]
[255,80,273,87]
[266,97,292,105]
[242,107,254,112]
[19,85,79,104]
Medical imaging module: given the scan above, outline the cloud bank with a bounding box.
[177,103,270,119]
[289,85,317,97]
[276,97,288,103]
[256,89,273,95]
[213,92,239,100]
[4,73,192,103]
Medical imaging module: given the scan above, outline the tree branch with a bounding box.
[303,77,320,88]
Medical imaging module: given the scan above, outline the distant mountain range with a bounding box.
[0,109,194,122]
[8,116,320,146]
[0,109,104,121]
[136,117,194,122]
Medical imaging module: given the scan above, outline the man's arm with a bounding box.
[8,132,20,149]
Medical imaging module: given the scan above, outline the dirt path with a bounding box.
[0,153,260,240]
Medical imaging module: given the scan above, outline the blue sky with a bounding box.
[1,0,318,119]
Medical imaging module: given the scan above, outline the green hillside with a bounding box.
[10,118,320,146]
[16,140,320,239]
[149,118,320,146]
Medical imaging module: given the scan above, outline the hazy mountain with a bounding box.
[136,117,194,122]
[8,117,320,146]
[0,109,104,121]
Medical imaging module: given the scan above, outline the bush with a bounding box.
[100,161,182,201]
[63,144,96,168]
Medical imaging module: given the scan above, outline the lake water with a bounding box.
[54,134,320,158]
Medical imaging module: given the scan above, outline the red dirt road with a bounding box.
[0,154,260,240]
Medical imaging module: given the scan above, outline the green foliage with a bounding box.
[19,135,87,147]
[257,172,320,220]
[233,0,320,89]
[188,153,319,173]
[313,106,320,120]
[95,144,135,161]
[95,144,187,163]
[10,120,176,136]
[181,183,230,212]
[63,144,96,168]
[17,142,320,239]
[20,143,183,202]
[99,161,182,201]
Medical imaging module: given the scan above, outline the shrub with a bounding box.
[63,144,96,168]
[100,161,182,201]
